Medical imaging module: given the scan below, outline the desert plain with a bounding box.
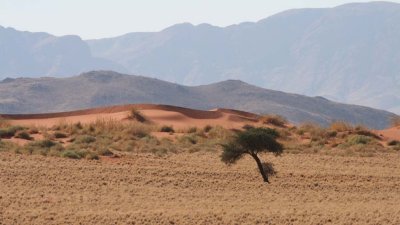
[0,105,399,225]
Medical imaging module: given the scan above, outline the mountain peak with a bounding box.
[336,1,400,9]
[162,23,195,32]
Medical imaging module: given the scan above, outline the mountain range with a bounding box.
[87,2,400,114]
[0,2,399,115]
[0,71,395,129]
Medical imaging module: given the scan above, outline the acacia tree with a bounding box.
[221,128,283,183]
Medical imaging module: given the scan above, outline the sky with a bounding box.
[1,0,399,39]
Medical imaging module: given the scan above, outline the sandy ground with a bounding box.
[1,151,399,225]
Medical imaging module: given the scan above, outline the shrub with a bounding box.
[74,135,96,144]
[207,126,232,140]
[203,125,213,133]
[54,132,68,139]
[330,121,352,132]
[128,108,147,123]
[127,123,151,138]
[160,125,174,133]
[347,135,372,145]
[178,134,198,145]
[259,114,288,127]
[0,126,25,138]
[15,131,33,140]
[61,150,82,159]
[388,140,400,146]
[187,127,197,133]
[34,139,58,148]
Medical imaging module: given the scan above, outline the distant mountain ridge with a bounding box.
[0,26,126,77]
[0,71,395,129]
[87,1,400,114]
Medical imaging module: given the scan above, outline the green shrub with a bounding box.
[347,135,372,145]
[178,134,198,145]
[0,126,25,138]
[54,132,68,139]
[61,150,82,159]
[160,125,174,133]
[15,131,33,140]
[74,135,96,144]
[388,140,400,146]
[127,124,151,138]
[203,125,213,133]
[260,114,288,127]
[34,139,58,148]
[128,108,147,123]
[329,121,352,132]
[187,127,197,133]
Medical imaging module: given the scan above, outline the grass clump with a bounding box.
[203,125,213,133]
[329,121,353,132]
[61,150,82,159]
[15,131,33,140]
[54,132,68,139]
[160,125,174,133]
[259,114,288,127]
[346,135,373,145]
[0,126,25,138]
[74,135,96,144]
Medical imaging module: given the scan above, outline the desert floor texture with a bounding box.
[1,151,399,225]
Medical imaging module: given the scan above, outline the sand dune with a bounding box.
[1,104,260,129]
[377,126,400,141]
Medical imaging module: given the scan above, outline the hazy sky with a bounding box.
[1,0,398,39]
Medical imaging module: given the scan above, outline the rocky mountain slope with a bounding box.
[0,71,395,129]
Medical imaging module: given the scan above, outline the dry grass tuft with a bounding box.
[259,114,288,127]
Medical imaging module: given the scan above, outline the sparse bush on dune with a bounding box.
[128,108,147,123]
[127,123,152,138]
[348,135,372,145]
[61,150,84,159]
[207,126,232,140]
[160,125,174,133]
[259,114,288,127]
[74,135,96,144]
[53,132,68,139]
[388,140,400,146]
[0,126,25,139]
[203,125,213,133]
[15,131,33,140]
[329,121,353,132]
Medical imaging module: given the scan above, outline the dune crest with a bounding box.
[1,104,260,129]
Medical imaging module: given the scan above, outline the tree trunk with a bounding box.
[251,153,269,183]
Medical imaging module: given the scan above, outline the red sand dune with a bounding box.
[377,126,400,141]
[1,104,260,129]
